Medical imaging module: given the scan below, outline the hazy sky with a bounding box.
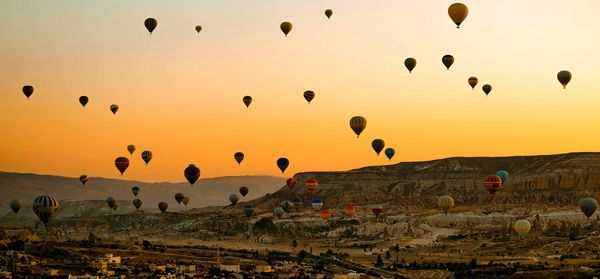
[1,1,600,182]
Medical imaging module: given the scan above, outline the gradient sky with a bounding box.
[1,1,600,182]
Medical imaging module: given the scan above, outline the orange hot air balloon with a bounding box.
[114,157,130,175]
[305,178,318,193]
[483,175,502,195]
[286,177,297,190]
[320,209,331,222]
[344,205,356,218]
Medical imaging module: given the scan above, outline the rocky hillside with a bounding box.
[256,152,600,211]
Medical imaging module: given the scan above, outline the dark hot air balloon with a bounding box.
[10,200,22,214]
[131,186,140,197]
[79,96,89,107]
[22,85,34,99]
[274,207,285,218]
[277,158,289,173]
[106,197,117,210]
[141,150,153,165]
[184,164,201,186]
[404,58,417,73]
[110,104,119,115]
[468,77,478,89]
[371,204,383,217]
[229,194,239,205]
[304,90,315,103]
[580,198,598,218]
[79,175,88,185]
[127,145,136,155]
[371,139,385,155]
[280,22,292,36]
[242,96,252,108]
[243,205,254,217]
[325,9,333,19]
[239,186,249,197]
[482,84,492,96]
[158,202,168,213]
[442,55,454,70]
[145,18,157,34]
[448,3,468,28]
[234,152,244,165]
[195,25,202,33]
[557,70,572,89]
[115,157,130,175]
[384,148,395,160]
[349,116,367,137]
[175,193,184,204]
[133,198,142,210]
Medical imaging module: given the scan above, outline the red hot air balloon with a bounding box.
[286,178,297,191]
[305,178,318,193]
[114,157,130,175]
[320,209,331,222]
[371,204,383,217]
[344,205,356,218]
[483,175,503,195]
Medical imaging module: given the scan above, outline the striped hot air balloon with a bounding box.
[32,195,59,227]
[305,178,318,193]
[514,220,531,237]
[483,175,502,195]
[437,195,455,214]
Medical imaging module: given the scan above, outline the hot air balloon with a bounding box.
[404,58,417,73]
[344,205,356,218]
[580,198,598,218]
[131,186,140,197]
[277,158,289,173]
[106,197,117,210]
[371,204,383,217]
[133,198,142,210]
[483,175,502,195]
[274,207,285,218]
[437,195,455,214]
[115,157,130,175]
[10,200,22,214]
[448,3,468,28]
[311,199,323,211]
[127,145,136,155]
[557,70,572,89]
[496,170,509,185]
[22,85,34,99]
[79,175,88,185]
[110,104,119,115]
[280,22,292,37]
[158,202,168,213]
[281,200,293,212]
[229,194,239,205]
[304,90,315,104]
[468,77,478,89]
[514,219,531,237]
[320,209,331,222]
[384,148,395,160]
[243,205,254,217]
[482,84,492,96]
[292,196,302,207]
[175,193,184,205]
[234,152,245,165]
[239,186,249,197]
[32,195,59,227]
[195,25,202,33]
[79,96,89,107]
[182,197,190,207]
[306,178,318,194]
[325,9,333,19]
[184,164,201,186]
[371,139,385,155]
[141,150,153,165]
[442,55,454,70]
[242,96,252,108]
[286,178,297,190]
[145,18,157,34]
[349,116,367,137]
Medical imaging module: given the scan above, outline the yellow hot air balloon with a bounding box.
[280,22,292,37]
[448,3,468,28]
[513,219,531,237]
[349,116,367,138]
[437,195,454,214]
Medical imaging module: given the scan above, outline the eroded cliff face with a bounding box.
[260,153,600,210]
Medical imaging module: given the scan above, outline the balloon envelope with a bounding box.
[234,152,244,165]
[404,58,417,73]
[175,193,184,204]
[371,204,383,217]
[79,175,88,185]
[22,85,34,99]
[10,200,22,214]
[384,148,395,160]
[79,96,89,107]
[483,175,502,195]
[277,158,289,173]
[482,84,492,95]
[131,186,140,196]
[442,55,454,70]
[349,116,367,137]
[133,198,142,210]
[141,151,153,165]
[325,9,333,19]
[243,205,254,217]
[437,195,455,214]
[110,104,119,114]
[468,77,478,89]
[184,164,201,186]
[514,220,531,236]
[229,194,239,205]
[448,3,468,28]
[127,145,136,155]
[557,70,572,89]
[496,170,509,185]
[274,207,285,218]
[158,202,168,213]
[242,96,252,108]
[580,198,598,218]
[311,199,323,211]
[304,90,315,103]
[239,186,249,197]
[106,197,117,210]
[32,195,59,227]
[280,22,292,36]
[195,25,202,33]
[145,18,157,34]
[305,178,318,193]
[371,139,385,155]
[114,157,130,175]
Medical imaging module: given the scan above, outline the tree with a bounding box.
[386,250,391,260]
[395,244,400,253]
[375,255,384,267]
[143,240,151,250]
[292,240,298,248]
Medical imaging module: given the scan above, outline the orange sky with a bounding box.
[1,1,600,182]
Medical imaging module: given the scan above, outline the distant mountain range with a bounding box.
[0,172,286,214]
